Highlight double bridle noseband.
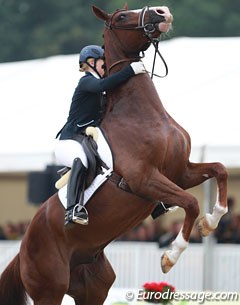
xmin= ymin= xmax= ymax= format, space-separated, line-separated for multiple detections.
xmin=105 ymin=6 xmax=168 ymax=78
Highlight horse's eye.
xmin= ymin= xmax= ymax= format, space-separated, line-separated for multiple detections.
xmin=118 ymin=14 xmax=126 ymax=21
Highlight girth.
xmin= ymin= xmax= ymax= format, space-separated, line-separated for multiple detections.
xmin=109 ymin=172 xmax=132 ymax=193
xmin=109 ymin=172 xmax=169 ymax=219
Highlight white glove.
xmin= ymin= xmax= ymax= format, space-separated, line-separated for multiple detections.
xmin=130 ymin=61 xmax=146 ymax=75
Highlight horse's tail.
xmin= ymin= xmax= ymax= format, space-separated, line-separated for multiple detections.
xmin=0 ymin=254 xmax=27 ymax=305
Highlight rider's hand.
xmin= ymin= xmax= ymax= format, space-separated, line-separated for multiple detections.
xmin=130 ymin=61 xmax=146 ymax=75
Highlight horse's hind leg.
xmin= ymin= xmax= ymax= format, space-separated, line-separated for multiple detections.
xmin=20 ymin=228 xmax=70 ymax=305
xmin=69 ymin=251 xmax=116 ymax=305
xmin=178 ymin=161 xmax=228 ymax=236
xmin=32 ymin=295 xmax=65 ymax=305
xmin=23 ymin=263 xmax=68 ymax=305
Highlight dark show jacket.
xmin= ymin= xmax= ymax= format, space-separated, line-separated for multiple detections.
xmin=58 ymin=66 xmax=135 ymax=140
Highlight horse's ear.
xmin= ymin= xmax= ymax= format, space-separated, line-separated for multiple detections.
xmin=92 ymin=6 xmax=109 ymax=22
xmin=123 ymin=3 xmax=129 ymax=10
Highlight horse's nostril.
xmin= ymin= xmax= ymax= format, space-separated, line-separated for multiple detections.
xmin=156 ymin=9 xmax=165 ymax=15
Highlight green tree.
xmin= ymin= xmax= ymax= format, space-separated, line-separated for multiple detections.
xmin=0 ymin=0 xmax=239 ymax=63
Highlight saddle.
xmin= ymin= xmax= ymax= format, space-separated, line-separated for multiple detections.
xmin=55 ymin=127 xmax=106 ymax=190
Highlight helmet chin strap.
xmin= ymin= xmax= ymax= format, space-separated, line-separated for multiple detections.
xmin=86 ymin=59 xmax=103 ymax=78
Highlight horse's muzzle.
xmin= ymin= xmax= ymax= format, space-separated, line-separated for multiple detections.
xmin=151 ymin=6 xmax=173 ymax=33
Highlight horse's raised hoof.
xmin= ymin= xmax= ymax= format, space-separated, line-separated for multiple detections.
xmin=161 ymin=252 xmax=174 ymax=274
xmin=198 ymin=216 xmax=214 ymax=237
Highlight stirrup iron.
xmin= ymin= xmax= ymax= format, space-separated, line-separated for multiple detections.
xmin=72 ymin=204 xmax=89 ymax=225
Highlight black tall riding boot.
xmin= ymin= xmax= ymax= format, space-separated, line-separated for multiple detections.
xmin=65 ymin=157 xmax=89 ymax=226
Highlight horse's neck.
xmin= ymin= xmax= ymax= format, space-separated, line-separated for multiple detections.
xmin=104 ymin=30 xmax=167 ymax=119
xmin=105 ymin=75 xmax=166 ymax=120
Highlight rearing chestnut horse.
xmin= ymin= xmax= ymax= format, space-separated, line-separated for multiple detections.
xmin=0 ymin=5 xmax=228 ymax=305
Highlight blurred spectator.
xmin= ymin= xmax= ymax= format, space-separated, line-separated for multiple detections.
xmin=214 ymin=213 xmax=240 ymax=243
xmin=214 ymin=196 xmax=238 ymax=243
xmin=118 ymin=220 xmax=166 ymax=242
xmin=2 ymin=222 xmax=19 ymax=240
xmin=0 ymin=225 xmax=7 ymax=240
xmin=118 ymin=225 xmax=141 ymax=241
xmin=0 ymin=220 xmax=30 ymax=240
xmin=16 ymin=221 xmax=30 ymax=238
xmin=135 ymin=224 xmax=149 ymax=241
xmin=144 ymin=221 xmax=165 ymax=242
xmin=190 ymin=223 xmax=202 ymax=243
xmin=158 ymin=220 xmax=183 ymax=248
xmin=231 ymin=214 xmax=240 ymax=243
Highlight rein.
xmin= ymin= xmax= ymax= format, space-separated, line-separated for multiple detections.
xmin=148 ymin=38 xmax=168 ymax=79
xmin=105 ymin=6 xmax=168 ymax=78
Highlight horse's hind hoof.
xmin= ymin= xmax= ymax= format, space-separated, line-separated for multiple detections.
xmin=161 ymin=253 xmax=174 ymax=274
xmin=198 ymin=216 xmax=214 ymax=237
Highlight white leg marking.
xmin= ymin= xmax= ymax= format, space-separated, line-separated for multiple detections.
xmin=205 ymin=201 xmax=228 ymax=230
xmin=165 ymin=228 xmax=188 ymax=264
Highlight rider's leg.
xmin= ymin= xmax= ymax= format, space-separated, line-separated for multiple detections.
xmin=54 ymin=139 xmax=88 ymax=168
xmin=66 ymin=157 xmax=89 ymax=225
xmin=54 ymin=139 xmax=89 ymax=225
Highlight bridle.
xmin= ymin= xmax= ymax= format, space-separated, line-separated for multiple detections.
xmin=105 ymin=6 xmax=168 ymax=78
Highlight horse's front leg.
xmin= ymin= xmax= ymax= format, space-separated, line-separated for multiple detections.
xmin=128 ymin=171 xmax=200 ymax=273
xmin=179 ymin=161 xmax=228 ymax=236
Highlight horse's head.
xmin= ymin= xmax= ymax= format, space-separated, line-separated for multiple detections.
xmin=92 ymin=4 xmax=173 ymax=72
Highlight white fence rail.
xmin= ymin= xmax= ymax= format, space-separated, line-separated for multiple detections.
xmin=1 ymin=241 xmax=240 ymax=291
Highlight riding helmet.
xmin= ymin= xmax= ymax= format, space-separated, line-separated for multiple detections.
xmin=79 ymin=45 xmax=104 ymax=64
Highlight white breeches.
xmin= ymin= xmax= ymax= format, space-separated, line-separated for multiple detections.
xmin=54 ymin=139 xmax=88 ymax=168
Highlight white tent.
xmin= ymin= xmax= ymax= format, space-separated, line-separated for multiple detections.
xmin=0 ymin=37 xmax=240 ymax=172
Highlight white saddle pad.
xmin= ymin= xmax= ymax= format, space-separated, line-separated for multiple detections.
xmin=58 ymin=127 xmax=113 ymax=209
